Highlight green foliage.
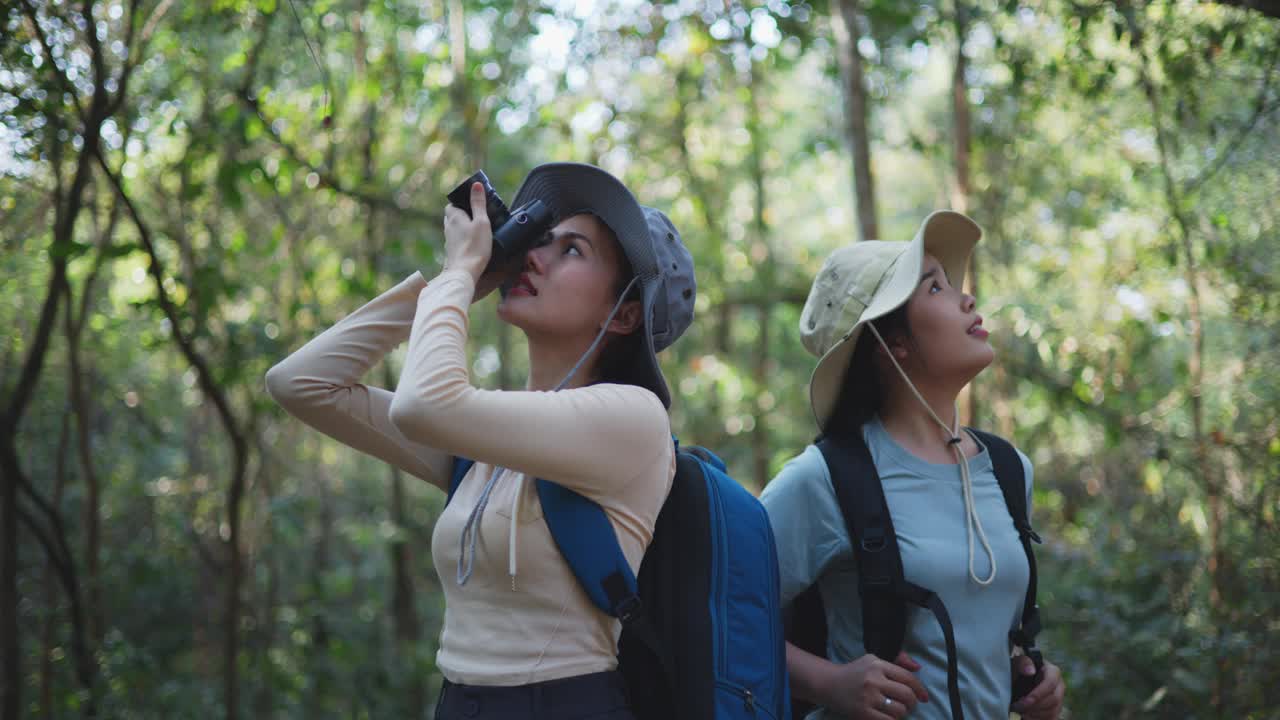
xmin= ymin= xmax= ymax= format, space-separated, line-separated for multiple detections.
xmin=3 ymin=0 xmax=1278 ymax=717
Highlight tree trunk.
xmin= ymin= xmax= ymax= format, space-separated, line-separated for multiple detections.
xmin=40 ymin=415 xmax=71 ymax=718
xmin=0 ymin=437 xmax=23 ymax=720
xmin=951 ymin=1 xmax=980 ymax=427
xmin=307 ymin=458 xmax=333 ymax=717
xmin=99 ymin=151 xmax=250 ymax=720
xmin=748 ymin=62 xmax=774 ymax=490
xmin=4 ymin=0 xmax=144 ymax=710
xmin=354 ymin=12 xmax=429 ymax=706
xmin=446 ymin=0 xmax=506 ymax=394
xmin=673 ymin=66 xmax=732 ymax=442
xmin=251 ymin=451 xmax=280 ymax=720
xmin=950 ymin=3 xmax=973 ymax=216
xmin=225 ymin=462 xmax=247 ymax=720
xmin=2 ymin=2 xmax=114 ymax=705
xmin=384 ymin=367 xmax=425 ymax=715
xmin=832 ymin=0 xmax=878 ymax=242
xmin=65 ymin=237 xmax=110 ymax=651
xmin=390 ymin=465 xmax=424 ymax=711
xmin=1122 ymin=4 xmax=1222 ymax=708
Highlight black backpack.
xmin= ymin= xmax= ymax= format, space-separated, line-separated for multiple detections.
xmin=783 ymin=428 xmax=1043 ymax=720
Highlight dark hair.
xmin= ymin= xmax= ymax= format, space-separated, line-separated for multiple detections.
xmin=821 ymin=304 xmax=913 ymax=440
xmin=574 ymin=213 xmax=647 ymax=389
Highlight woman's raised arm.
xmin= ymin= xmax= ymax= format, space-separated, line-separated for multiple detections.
xmin=266 ymin=272 xmax=452 ymax=491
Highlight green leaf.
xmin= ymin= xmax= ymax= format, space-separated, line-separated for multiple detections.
xmin=217 ymin=161 xmax=244 ymax=210
xmin=222 ymin=51 xmax=247 ymax=73
xmin=50 ymin=239 xmax=93 ymax=260
xmin=103 ymin=242 xmax=141 ymax=259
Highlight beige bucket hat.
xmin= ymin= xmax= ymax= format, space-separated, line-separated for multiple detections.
xmin=799 ymin=210 xmax=983 ymax=429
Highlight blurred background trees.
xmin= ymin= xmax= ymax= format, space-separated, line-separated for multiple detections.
xmin=2 ymin=0 xmax=1277 ymax=717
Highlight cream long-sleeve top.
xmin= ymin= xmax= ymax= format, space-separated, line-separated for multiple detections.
xmin=265 ymin=269 xmax=676 ymax=686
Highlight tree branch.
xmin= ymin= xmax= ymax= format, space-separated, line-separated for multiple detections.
xmin=13 ymin=473 xmax=95 ymax=697
xmin=19 ymin=0 xmax=87 ymax=125
xmin=15 ymin=476 xmax=76 ymax=576
xmin=236 ymin=92 xmax=441 ymax=224
xmin=81 ymin=0 xmax=107 ymax=101
xmin=1184 ymin=44 xmax=1280 ymax=197
xmin=14 ymin=500 xmax=69 ymax=583
xmin=97 ymin=146 xmax=253 ymax=720
xmin=140 ymin=0 xmax=175 ymax=42
xmin=1 ymin=260 xmax=67 ymax=432
xmin=94 ymin=149 xmax=247 ymax=456
xmin=102 ymin=0 xmax=143 ymax=120
xmin=187 ymin=521 xmax=226 ymax=575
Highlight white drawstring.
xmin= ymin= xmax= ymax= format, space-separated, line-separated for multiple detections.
xmin=508 ymin=474 xmax=523 ymax=589
xmin=866 ymin=323 xmax=997 ymax=586
xmin=458 ymin=276 xmax=642 ymax=591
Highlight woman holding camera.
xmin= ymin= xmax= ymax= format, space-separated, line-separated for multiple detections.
xmin=266 ymin=163 xmax=695 ymax=719
xmin=761 ymin=211 xmax=1065 ymax=720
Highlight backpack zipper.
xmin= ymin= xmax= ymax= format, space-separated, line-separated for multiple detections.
xmin=714 ymin=680 xmax=776 ymax=719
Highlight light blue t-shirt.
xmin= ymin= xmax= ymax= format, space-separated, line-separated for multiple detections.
xmin=761 ymin=418 xmax=1034 ymax=720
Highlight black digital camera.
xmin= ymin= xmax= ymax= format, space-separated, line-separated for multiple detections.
xmin=447 ymin=170 xmax=553 ymax=273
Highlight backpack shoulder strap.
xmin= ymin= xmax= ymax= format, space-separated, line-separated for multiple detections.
xmin=815 ymin=432 xmax=908 ymax=662
xmin=449 ymin=458 xmax=643 ymax=620
xmin=819 ymin=431 xmax=967 ymax=720
xmin=447 ymin=457 xmax=663 ymax=674
xmin=539 ymin=439 xmax=717 ymax=623
xmin=447 ymin=457 xmax=474 ymax=505
xmin=535 ymin=479 xmax=641 ymax=621
xmin=968 ymin=429 xmax=1043 ymax=649
xmin=969 ymin=430 xmax=1030 ymax=535
xmin=448 ymin=456 xmax=638 ymax=616
xmin=453 ymin=457 xmax=679 ymax=705
xmin=537 ymin=458 xmax=686 ymax=711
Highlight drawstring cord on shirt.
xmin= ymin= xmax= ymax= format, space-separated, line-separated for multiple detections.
xmin=456 ymin=466 xmax=504 ymax=586
xmin=457 ymin=276 xmax=642 ymax=591
xmin=866 ymin=323 xmax=997 ymax=586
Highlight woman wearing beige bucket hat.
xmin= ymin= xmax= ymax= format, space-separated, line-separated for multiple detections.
xmin=266 ymin=164 xmax=696 ymax=718
xmin=761 ymin=211 xmax=1065 ymax=720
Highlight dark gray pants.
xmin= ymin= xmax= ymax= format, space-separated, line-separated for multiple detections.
xmin=435 ymin=670 xmax=635 ymax=720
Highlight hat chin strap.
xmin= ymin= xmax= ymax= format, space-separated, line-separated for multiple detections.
xmin=866 ymin=323 xmax=997 ymax=587
xmin=551 ymin=274 xmax=640 ymax=393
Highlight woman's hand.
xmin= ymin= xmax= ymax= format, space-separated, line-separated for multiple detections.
xmin=443 ymin=182 xmax=510 ymax=302
xmin=1011 ymin=656 xmax=1065 ymax=720
xmin=442 ymin=181 xmax=494 ymax=282
xmin=816 ymin=651 xmax=929 ymax=719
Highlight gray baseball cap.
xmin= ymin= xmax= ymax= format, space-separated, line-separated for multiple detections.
xmin=511 ymin=162 xmax=696 ymax=407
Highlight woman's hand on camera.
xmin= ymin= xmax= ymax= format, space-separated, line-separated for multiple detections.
xmin=442 ymin=181 xmax=494 ymax=282
xmin=1011 ymin=656 xmax=1064 ymax=720
xmin=817 ymin=651 xmax=929 ymax=719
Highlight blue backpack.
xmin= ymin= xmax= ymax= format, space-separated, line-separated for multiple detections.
xmin=449 ymin=443 xmax=791 ymax=720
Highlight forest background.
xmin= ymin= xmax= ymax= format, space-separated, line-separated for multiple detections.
xmin=3 ymin=0 xmax=1279 ymax=717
